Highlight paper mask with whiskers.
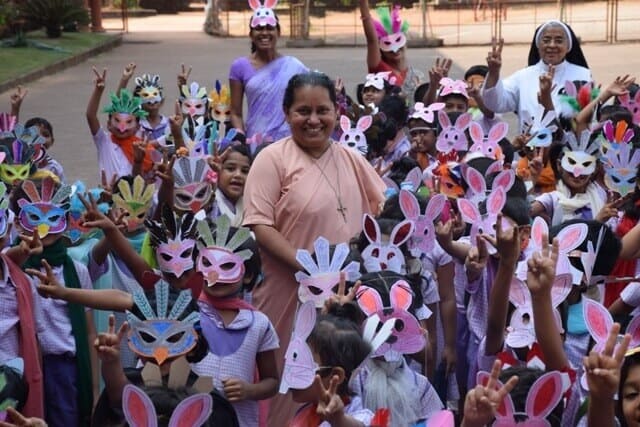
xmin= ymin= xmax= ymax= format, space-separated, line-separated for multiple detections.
xmin=294 ymin=236 xmax=361 ymax=307
xmin=361 ymin=214 xmax=414 ymax=274
xmin=112 ymin=175 xmax=156 ymax=233
xmin=18 ymin=177 xmax=71 ymax=238
xmin=173 ymin=157 xmax=214 ymax=213
xmin=145 ymin=206 xmax=198 ymax=278
xmin=249 ymin=0 xmax=278 ymax=28
xmin=561 ymin=130 xmax=599 ymax=177
xmin=196 ymin=215 xmax=253 ymax=287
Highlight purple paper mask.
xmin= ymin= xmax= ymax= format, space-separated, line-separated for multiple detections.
xmin=399 ymin=190 xmax=446 ymax=258
xmin=603 ymin=141 xmax=640 ymax=196
xmin=338 ymin=115 xmax=372 ymax=156
xmin=157 ymin=239 xmax=196 ymax=278
xmin=17 ymin=178 xmax=72 ymax=238
xmin=356 ymin=280 xmax=425 ymax=361
xmin=279 ymin=301 xmax=318 ymax=393
xmin=436 ymin=110 xmax=472 ymax=154
xmin=457 ymin=187 xmax=507 ymax=252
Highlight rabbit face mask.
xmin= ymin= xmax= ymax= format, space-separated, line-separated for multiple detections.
xmin=249 ymin=0 xmax=278 ymax=28
xmin=279 ymin=301 xmax=320 ymax=393
xmin=436 ymin=110 xmax=472 ymax=154
xmin=18 ymin=178 xmax=71 ymax=238
xmin=356 ymin=280 xmax=425 ymax=361
xmin=338 ymin=115 xmax=371 ymax=156
xmin=361 ymin=214 xmax=414 ymax=274
xmin=399 ymin=190 xmax=446 ymax=257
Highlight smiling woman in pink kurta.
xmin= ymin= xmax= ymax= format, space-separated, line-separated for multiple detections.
xmin=243 ymin=72 xmax=385 ymax=426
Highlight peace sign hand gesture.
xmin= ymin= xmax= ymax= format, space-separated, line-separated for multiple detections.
xmin=95 ymin=314 xmax=129 ymax=364
xmin=26 ymin=259 xmax=66 ymax=300
xmin=92 ymin=67 xmax=107 ymax=90
xmin=0 ymin=408 xmax=47 ymax=427
xmin=177 ymin=63 xmax=192 ymax=88
xmin=486 ymin=37 xmax=504 ymax=75
xmin=314 ymin=375 xmax=346 ymax=424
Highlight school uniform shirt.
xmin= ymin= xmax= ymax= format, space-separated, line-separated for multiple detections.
xmin=92 ymin=128 xmax=133 ymax=180
xmin=138 ymin=116 xmax=170 ymax=146
xmin=32 ymin=261 xmax=92 ymax=356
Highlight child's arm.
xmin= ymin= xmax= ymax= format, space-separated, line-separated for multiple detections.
xmin=575 ymin=75 xmax=635 ymax=134
xmin=86 ymin=67 xmax=107 ymax=136
xmin=154 ymin=155 xmax=176 ymax=216
xmin=9 ymin=86 xmax=27 ymax=121
xmin=95 ymin=314 xmax=130 ymax=408
xmin=86 ymin=310 xmax=100 ymax=403
xmin=423 ymin=57 xmax=452 ymax=105
xmin=527 ymin=238 xmax=569 ymax=371
xmin=437 ymin=261 xmax=457 ymax=376
xmin=223 ymin=349 xmax=278 ymax=402
xmin=436 ymin=218 xmax=471 ymax=262
xmin=5 ymin=232 xmax=42 ymax=267
xmin=584 ymin=323 xmax=630 ymax=427
xmin=168 ymin=101 xmax=185 ymax=149
xmin=0 ymin=407 xmax=47 ymax=427
xmin=131 ymin=139 xmax=147 ymax=178
xmin=27 ymin=260 xmax=133 ymax=311
xmin=468 ymin=83 xmax=495 ymax=119
xmin=485 ymin=217 xmax=519 ymax=355
xmin=116 ymin=63 xmax=136 ymax=94
xmin=358 ymin=0 xmax=381 ymax=71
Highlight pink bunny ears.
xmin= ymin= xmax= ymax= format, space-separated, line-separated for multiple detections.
xmin=410 ymin=102 xmax=445 ymax=124
xmin=439 ymin=78 xmax=469 ymax=98
xmin=619 ymin=90 xmax=640 ymax=125
xmin=477 ymin=370 xmax=565 ymax=427
xmin=248 ymin=0 xmax=278 ymax=28
xmin=364 ymin=71 xmax=396 ymax=89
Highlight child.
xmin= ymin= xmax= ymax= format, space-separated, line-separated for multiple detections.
xmin=406 ymin=101 xmax=444 ymax=173
xmin=373 ymin=95 xmax=410 ymax=169
xmin=15 ymin=177 xmax=98 ymax=427
xmin=23 ymin=117 xmax=65 ymax=183
xmin=357 ymin=72 xmax=397 ymax=108
xmin=86 ymin=67 xmax=155 ymax=180
xmin=439 ymin=78 xmax=469 ymax=114
xmin=191 ymin=216 xmax=279 ymax=427
xmin=210 ymin=144 xmax=252 ymax=227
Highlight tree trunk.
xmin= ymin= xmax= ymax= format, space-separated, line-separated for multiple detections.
xmin=204 ymin=0 xmax=225 ymax=35
xmin=301 ymin=0 xmax=310 ymax=39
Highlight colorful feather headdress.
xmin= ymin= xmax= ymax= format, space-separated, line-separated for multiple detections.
xmin=558 ymin=80 xmax=600 ymax=119
xmin=373 ymin=5 xmax=409 ymax=53
xmin=103 ymin=89 xmax=148 ymax=119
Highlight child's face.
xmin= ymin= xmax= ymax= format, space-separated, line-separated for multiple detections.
xmin=108 ymin=113 xmax=139 ymax=139
xmin=362 ymin=86 xmax=385 ymax=107
xmin=465 ymin=74 xmax=485 ymax=108
xmin=559 ymin=165 xmax=593 ymax=194
xmin=381 ymin=46 xmax=406 ymax=65
xmin=202 ymin=278 xmax=243 ymax=299
xmin=36 ymin=124 xmax=54 ymax=150
xmin=408 ymin=121 xmax=436 ymax=154
xmin=443 ymin=95 xmax=468 ymax=113
xmin=622 ymin=364 xmax=640 ymax=427
xmin=218 ymin=151 xmax=250 ymax=203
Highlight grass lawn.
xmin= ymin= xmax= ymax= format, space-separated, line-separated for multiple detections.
xmin=0 ymin=30 xmax=118 ymax=85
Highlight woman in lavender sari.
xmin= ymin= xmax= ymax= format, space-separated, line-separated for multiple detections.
xmin=229 ymin=10 xmax=307 ymax=141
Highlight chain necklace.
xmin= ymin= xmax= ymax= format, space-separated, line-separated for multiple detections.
xmin=310 ymin=144 xmax=347 ymax=223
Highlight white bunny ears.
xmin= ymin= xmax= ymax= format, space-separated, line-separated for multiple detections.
xmin=361 ymin=213 xmax=414 ymax=274
xmin=248 ymin=0 xmax=278 ymax=28
xmin=467 ymin=121 xmax=508 ymax=161
xmin=399 ymin=190 xmax=446 ymax=257
xmin=339 ymin=115 xmax=372 ymax=156
xmin=522 ymin=105 xmax=558 ymax=148
xmin=294 ymin=236 xmax=361 ymax=307
xmin=463 ymin=163 xmax=515 ymax=205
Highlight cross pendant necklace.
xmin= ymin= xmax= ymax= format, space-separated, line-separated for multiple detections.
xmin=337 ymin=197 xmax=347 ymax=222
xmin=310 ymin=144 xmax=347 ymax=223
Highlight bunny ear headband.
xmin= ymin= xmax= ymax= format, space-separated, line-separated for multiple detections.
xmin=361 ymin=213 xmax=415 ymax=274
xmin=127 ymin=280 xmax=200 ymax=365
xmin=172 ymin=157 xmax=215 ymax=213
xmin=523 ymin=104 xmax=558 ymax=148
xmin=561 ymin=129 xmax=600 ymax=177
xmin=196 ymin=215 xmax=253 ymax=287
xmin=113 ymin=175 xmax=156 ymax=233
xmin=134 ymin=74 xmax=164 ymax=105
xmin=294 ymin=236 xmax=361 ymax=307
xmin=410 ymin=102 xmax=445 ymax=125
xmin=364 ymin=71 xmax=396 ymax=89
xmin=17 ymin=177 xmax=72 ymax=238
xmin=65 ymin=181 xmax=107 ymax=244
xmin=476 ymin=370 xmax=565 ymax=427
xmin=145 ymin=205 xmax=198 ymax=278
xmin=439 ymin=78 xmax=469 ymax=98
xmin=279 ymin=300 xmax=395 ymax=393
xmin=356 ymin=280 xmax=426 ymax=361
xmin=248 ymin=0 xmax=278 ymax=28
xmin=103 ymin=88 xmax=148 ymax=119
xmin=373 ymin=5 xmax=409 ymax=53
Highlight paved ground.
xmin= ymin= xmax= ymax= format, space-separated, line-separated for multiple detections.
xmin=3 ymin=10 xmax=640 ymax=184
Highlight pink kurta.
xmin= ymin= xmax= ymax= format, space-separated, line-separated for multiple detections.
xmin=243 ymin=138 xmax=385 ymax=426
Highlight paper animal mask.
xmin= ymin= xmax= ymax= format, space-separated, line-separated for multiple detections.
xmin=410 ymin=102 xmax=445 ymax=124
xmin=603 ymin=139 xmax=640 ymax=196
xmin=373 ymin=5 xmax=409 ymax=53
xmin=583 ymin=299 xmax=640 ymax=353
xmin=467 ymin=121 xmax=507 ymax=160
xmin=279 ymin=301 xmax=318 ymax=393
xmin=382 ymin=166 xmax=423 ymax=197
xmin=0 ymin=124 xmax=42 ymax=185
xmin=618 ymin=90 xmax=640 ymax=125
xmin=457 ymin=187 xmax=507 ymax=248
xmin=463 ymin=164 xmax=515 ymax=205
xmin=432 ymin=152 xmax=465 ymax=199
xmin=103 ymin=89 xmax=148 ymax=119
xmin=599 ymin=119 xmax=635 ymax=155
xmin=208 ymin=80 xmax=231 ymax=124
xmin=530 ymin=217 xmax=588 ymax=280
xmin=439 ymin=78 xmax=469 ymax=98
xmin=173 ymin=157 xmax=215 ymax=213
xmin=523 ymin=105 xmax=558 ymax=148
xmin=134 ymin=74 xmax=164 ymax=105
xmin=249 ymin=0 xmax=278 ymax=28
xmin=338 ymin=115 xmax=371 ymax=155
xmin=436 ymin=110 xmax=471 ymax=154
xmin=18 ymin=177 xmax=71 ymax=238
xmin=123 ymin=383 xmax=212 ymax=427
xmin=179 ymin=83 xmax=208 ymax=119
xmin=196 ymin=215 xmax=253 ymax=287
xmin=361 ymin=214 xmax=414 ymax=274
xmin=0 ymin=114 xmax=16 ymax=138
xmin=127 ymin=280 xmax=200 ymax=365
xmin=65 ymin=182 xmax=107 ymax=244
xmin=399 ymin=190 xmax=446 ymax=257
xmin=364 ymin=72 xmax=395 ymax=89
xmin=0 ymin=182 xmax=9 ymax=238
xmin=356 ymin=280 xmax=425 ymax=361
xmin=561 ymin=130 xmax=599 ymax=177
xmin=112 ymin=175 xmax=156 ymax=233
xmin=295 ymin=236 xmax=361 ymax=307
xmin=558 ymin=80 xmax=599 ymax=119
xmin=145 ymin=206 xmax=198 ymax=278
xmin=477 ymin=370 xmax=565 ymax=427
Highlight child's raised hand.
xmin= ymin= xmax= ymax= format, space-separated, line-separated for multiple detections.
xmin=95 ymin=314 xmax=128 ymax=364
xmin=0 ymin=407 xmax=48 ymax=427
xmin=27 ymin=260 xmax=66 ymax=300
xmin=155 ymin=152 xmax=176 ymax=184
xmin=17 ymin=232 xmax=42 ymax=258
xmin=495 ymin=214 xmax=520 ymax=265
xmin=92 ymin=66 xmax=107 ymax=89
xmin=133 ymin=138 xmax=148 ymax=165
xmin=465 ymin=236 xmax=489 ymax=281
xmin=9 ymin=86 xmax=28 ymax=112
xmin=373 ymin=157 xmax=392 ymax=177
xmin=222 ymin=378 xmax=252 ymax=402
xmin=334 ymin=76 xmax=344 ymax=94
xmin=526 ymin=236 xmax=559 ymax=296
xmin=428 ymin=57 xmax=452 ymax=85
xmin=584 ymin=322 xmax=630 ymax=400
xmin=603 ymin=74 xmax=636 ymax=100
xmin=461 ymin=359 xmax=518 ymax=427
xmin=177 ymin=63 xmax=192 ymax=87
xmin=596 ymin=198 xmax=620 ymax=223
xmin=79 ymin=192 xmax=115 ymax=231
xmin=107 ymin=206 xmax=128 ymax=234
xmin=486 ymin=37 xmax=504 ymax=75
xmin=168 ymin=100 xmax=184 ymax=132
xmin=323 ymin=274 xmax=361 ymax=313
xmin=99 ymin=170 xmax=118 ymax=204
xmin=121 ymin=62 xmax=136 ymax=82
xmin=315 ymin=374 xmax=346 ymax=424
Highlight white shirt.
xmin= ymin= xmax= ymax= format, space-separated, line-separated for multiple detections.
xmin=482 ymin=60 xmax=591 ymax=131
xmin=93 ymin=128 xmax=133 ymax=180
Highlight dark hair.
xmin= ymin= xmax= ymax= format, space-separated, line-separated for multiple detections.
xmin=464 ymin=65 xmax=489 ymax=81
xmin=248 ymin=16 xmax=281 ymax=53
xmin=366 ymin=95 xmax=409 ymax=158
xmin=550 ymin=219 xmax=621 ymax=277
xmin=618 ymin=352 xmax=640 ymax=427
xmin=0 ymin=364 xmax=27 ymax=412
xmin=620 ymin=163 xmax=640 ymax=220
xmin=378 ymin=95 xmax=409 ymax=128
xmin=356 ymin=80 xmax=399 ymax=106
xmin=499 ymin=138 xmax=515 ymax=165
xmin=502 ymin=196 xmax=531 ymax=227
xmin=357 ymin=270 xmax=424 ymax=313
xmin=283 ymin=72 xmax=337 ymax=112
xmin=308 ymin=311 xmax=372 ymax=396
xmin=24 ymin=117 xmax=54 ymax=137
xmin=227 ymin=143 xmax=254 ymax=165
xmin=440 ymin=93 xmax=469 ymax=108
xmin=387 ymin=157 xmax=421 ymax=188
xmin=500 ymin=367 xmax=563 ymax=427
xmin=413 ymin=82 xmax=430 ymax=104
